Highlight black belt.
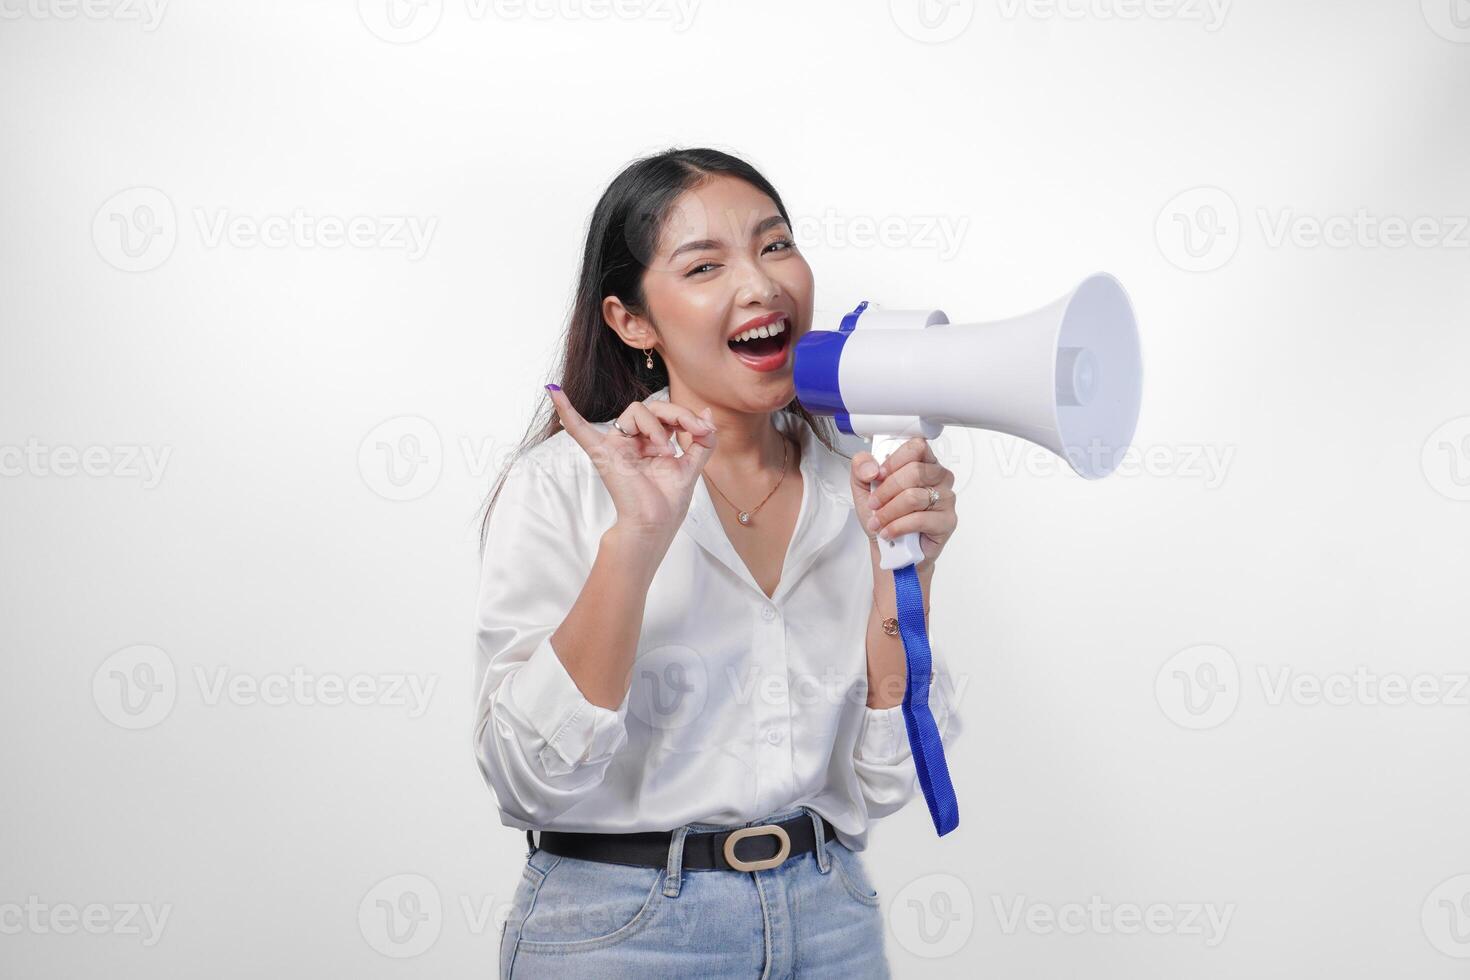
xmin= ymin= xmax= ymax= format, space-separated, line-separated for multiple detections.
xmin=531 ymin=812 xmax=836 ymax=873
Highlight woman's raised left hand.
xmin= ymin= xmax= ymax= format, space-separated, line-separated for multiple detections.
xmin=848 ymin=436 xmax=958 ymax=570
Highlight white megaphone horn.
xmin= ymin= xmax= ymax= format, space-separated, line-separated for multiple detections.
xmin=792 ymin=272 xmax=1143 ymax=571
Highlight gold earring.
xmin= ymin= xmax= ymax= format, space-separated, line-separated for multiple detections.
xmin=644 ymin=348 xmax=654 ymax=369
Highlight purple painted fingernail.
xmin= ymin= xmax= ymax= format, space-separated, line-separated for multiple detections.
xmin=545 ymin=383 xmax=560 ymax=391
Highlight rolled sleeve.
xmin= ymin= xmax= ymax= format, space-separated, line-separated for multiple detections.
xmin=853 ymin=645 xmax=963 ymax=817
xmin=854 ymin=702 xmax=909 ymax=766
xmin=472 ymin=444 xmax=629 ymax=826
xmin=504 ymin=632 xmax=630 ymax=778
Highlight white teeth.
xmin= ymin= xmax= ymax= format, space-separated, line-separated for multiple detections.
xmin=730 ymin=318 xmax=787 ymax=344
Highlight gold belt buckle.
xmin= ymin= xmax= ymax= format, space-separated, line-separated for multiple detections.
xmin=722 ymin=824 xmax=792 ymax=872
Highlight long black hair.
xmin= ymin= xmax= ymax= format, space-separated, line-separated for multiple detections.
xmin=476 ymin=146 xmax=848 ymax=554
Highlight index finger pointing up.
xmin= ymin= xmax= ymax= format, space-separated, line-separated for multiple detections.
xmin=543 ymin=384 xmax=602 ymax=454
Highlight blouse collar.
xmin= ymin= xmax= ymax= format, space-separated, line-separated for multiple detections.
xmin=642 ymin=385 xmax=857 ymax=603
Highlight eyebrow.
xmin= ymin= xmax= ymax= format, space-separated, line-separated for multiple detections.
xmin=668 ymin=214 xmax=791 ymax=260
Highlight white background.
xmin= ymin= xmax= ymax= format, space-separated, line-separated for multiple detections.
xmin=3 ymin=1 xmax=1469 ymax=977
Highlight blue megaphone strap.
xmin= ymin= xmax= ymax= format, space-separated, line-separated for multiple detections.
xmin=892 ymin=562 xmax=960 ymax=836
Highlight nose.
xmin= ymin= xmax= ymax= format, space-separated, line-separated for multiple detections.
xmin=733 ymin=255 xmax=780 ymax=305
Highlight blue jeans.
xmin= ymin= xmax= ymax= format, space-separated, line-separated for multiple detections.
xmin=499 ymin=806 xmax=890 ymax=978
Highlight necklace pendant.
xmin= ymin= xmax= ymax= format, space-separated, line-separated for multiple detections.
xmin=737 ymin=511 xmax=752 ymax=526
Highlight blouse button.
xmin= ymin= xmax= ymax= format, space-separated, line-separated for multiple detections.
xmin=764 ymin=728 xmax=784 ymax=745
xmin=761 ymin=604 xmax=776 ymax=621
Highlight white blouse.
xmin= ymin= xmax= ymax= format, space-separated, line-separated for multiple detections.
xmin=472 ymin=385 xmax=961 ymax=851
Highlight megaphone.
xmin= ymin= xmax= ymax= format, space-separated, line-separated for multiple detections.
xmin=794 ymin=272 xmax=1143 ymax=571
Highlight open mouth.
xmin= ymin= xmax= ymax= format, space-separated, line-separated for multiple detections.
xmin=727 ymin=316 xmax=792 ymax=369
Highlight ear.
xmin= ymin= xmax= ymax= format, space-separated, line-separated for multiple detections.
xmin=602 ymin=295 xmax=657 ymax=351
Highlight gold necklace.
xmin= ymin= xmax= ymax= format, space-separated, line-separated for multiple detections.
xmin=702 ymin=437 xmax=791 ymax=527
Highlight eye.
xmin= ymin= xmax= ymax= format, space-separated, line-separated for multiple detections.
xmin=685 ymin=238 xmax=794 ymax=278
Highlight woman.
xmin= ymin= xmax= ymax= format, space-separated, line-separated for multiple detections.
xmin=474 ymin=147 xmax=963 ymax=978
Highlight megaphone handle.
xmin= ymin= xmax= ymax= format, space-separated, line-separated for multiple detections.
xmin=870 ymin=433 xmax=927 ymax=571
